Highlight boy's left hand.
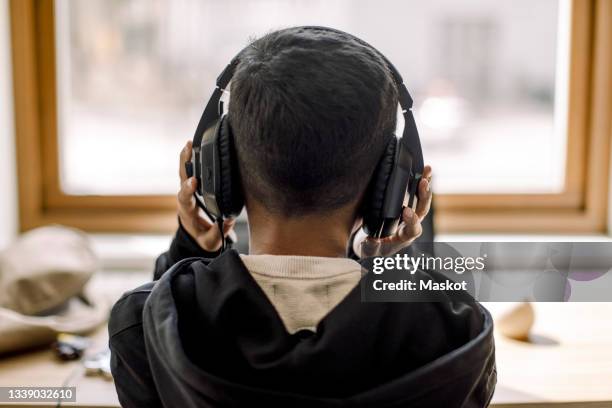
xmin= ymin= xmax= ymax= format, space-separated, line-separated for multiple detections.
xmin=355 ymin=165 xmax=433 ymax=257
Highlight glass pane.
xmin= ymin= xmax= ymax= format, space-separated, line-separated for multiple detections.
xmin=55 ymin=0 xmax=566 ymax=195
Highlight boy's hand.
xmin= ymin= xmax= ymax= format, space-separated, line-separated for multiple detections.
xmin=178 ymin=141 xmax=236 ymax=252
xmin=356 ymin=165 xmax=433 ymax=257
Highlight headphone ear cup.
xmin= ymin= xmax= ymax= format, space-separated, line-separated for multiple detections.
xmin=363 ymin=137 xmax=397 ymax=235
xmin=216 ymin=116 xmax=244 ymax=218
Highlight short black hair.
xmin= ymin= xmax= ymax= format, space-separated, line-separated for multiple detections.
xmin=229 ymin=27 xmax=398 ymax=216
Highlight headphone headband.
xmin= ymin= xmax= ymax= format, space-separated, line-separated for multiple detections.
xmin=193 ymin=27 xmax=422 ymax=174
xmin=190 ymin=26 xmax=425 ymax=241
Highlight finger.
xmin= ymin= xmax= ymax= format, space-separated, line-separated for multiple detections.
xmin=197 ymin=218 xmax=237 ymax=244
xmin=227 ymin=229 xmax=238 ymax=243
xmin=415 ymin=178 xmax=432 ymax=221
xmin=199 ymin=225 xmax=224 ymax=252
xmin=223 ymin=219 xmax=238 ymax=243
xmin=178 ymin=177 xmax=196 ymax=208
xmin=179 ymin=141 xmax=193 ymax=183
xmin=422 ymin=165 xmax=432 ymax=182
xmin=397 ymin=207 xmax=422 ymax=243
xmin=193 ymin=207 xmax=215 ymax=228
xmin=222 ymin=218 xmax=236 ymax=235
xmin=360 ymin=236 xmax=382 ymax=257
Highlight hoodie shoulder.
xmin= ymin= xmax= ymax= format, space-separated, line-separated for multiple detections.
xmin=110 ymin=257 xmax=211 ymax=338
xmin=108 ymin=281 xmax=165 ymax=408
xmin=109 ymin=282 xmax=156 ymax=338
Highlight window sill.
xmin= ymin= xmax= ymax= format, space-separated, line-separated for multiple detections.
xmin=90 ymin=233 xmax=612 ymax=271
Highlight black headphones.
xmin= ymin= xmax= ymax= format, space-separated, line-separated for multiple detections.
xmin=186 ymin=26 xmax=424 ymax=249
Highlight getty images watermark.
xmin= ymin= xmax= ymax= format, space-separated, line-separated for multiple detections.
xmin=371 ymin=252 xmax=487 ymax=292
xmin=360 ymin=242 xmax=612 ymax=302
xmin=372 ymin=252 xmax=487 ymax=274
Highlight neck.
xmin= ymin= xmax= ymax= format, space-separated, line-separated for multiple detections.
xmin=247 ymin=207 xmax=355 ymax=258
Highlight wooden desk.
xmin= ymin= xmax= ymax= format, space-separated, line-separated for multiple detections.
xmin=0 ymin=271 xmax=148 ymax=408
xmin=1 ymin=273 xmax=611 ymax=407
xmin=491 ymin=302 xmax=612 ymax=408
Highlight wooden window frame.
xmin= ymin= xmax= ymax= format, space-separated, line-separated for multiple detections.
xmin=9 ymin=0 xmax=612 ymax=234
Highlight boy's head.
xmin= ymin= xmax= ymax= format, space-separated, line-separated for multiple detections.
xmin=229 ymin=27 xmax=398 ymax=217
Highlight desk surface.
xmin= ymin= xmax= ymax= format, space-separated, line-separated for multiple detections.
xmin=1 ymin=273 xmax=611 ymax=408
xmin=492 ymin=302 xmax=612 ymax=408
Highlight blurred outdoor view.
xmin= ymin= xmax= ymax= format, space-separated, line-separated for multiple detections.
xmin=55 ymin=0 xmax=567 ymax=195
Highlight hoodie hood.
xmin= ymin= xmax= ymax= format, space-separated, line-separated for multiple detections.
xmin=143 ymin=250 xmax=496 ymax=407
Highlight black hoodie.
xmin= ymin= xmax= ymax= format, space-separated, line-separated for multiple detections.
xmin=109 ymin=226 xmax=496 ymax=407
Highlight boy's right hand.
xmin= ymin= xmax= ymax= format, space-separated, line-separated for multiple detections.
xmin=178 ymin=141 xmax=236 ymax=252
xmin=355 ymin=165 xmax=433 ymax=258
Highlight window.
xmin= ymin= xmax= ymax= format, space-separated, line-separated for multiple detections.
xmin=10 ymin=0 xmax=612 ymax=233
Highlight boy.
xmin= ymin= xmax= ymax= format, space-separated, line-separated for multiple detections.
xmin=109 ymin=27 xmax=495 ymax=407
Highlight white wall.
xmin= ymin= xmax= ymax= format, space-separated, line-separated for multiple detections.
xmin=0 ymin=0 xmax=18 ymax=249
